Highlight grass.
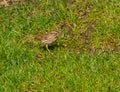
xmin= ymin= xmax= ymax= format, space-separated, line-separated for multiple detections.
xmin=0 ymin=0 xmax=120 ymax=91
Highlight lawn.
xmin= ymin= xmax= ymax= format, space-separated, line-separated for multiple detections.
xmin=0 ymin=0 xmax=120 ymax=91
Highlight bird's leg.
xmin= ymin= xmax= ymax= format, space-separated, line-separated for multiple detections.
xmin=46 ymin=44 xmax=50 ymax=53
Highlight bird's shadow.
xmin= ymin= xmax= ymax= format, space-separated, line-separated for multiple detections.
xmin=40 ymin=44 xmax=61 ymax=51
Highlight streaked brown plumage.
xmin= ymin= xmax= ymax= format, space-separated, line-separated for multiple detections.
xmin=35 ymin=30 xmax=61 ymax=52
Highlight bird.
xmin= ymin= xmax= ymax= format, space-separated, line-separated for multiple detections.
xmin=35 ymin=30 xmax=61 ymax=52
